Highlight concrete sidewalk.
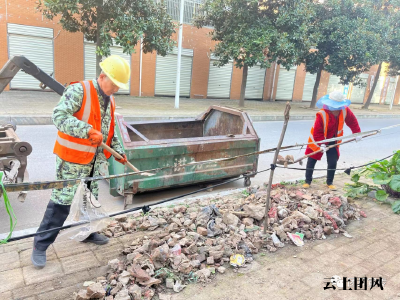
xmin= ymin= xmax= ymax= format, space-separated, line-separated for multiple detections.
xmin=2 ymin=90 xmax=400 ymax=125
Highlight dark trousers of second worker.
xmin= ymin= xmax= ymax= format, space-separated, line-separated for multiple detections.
xmin=305 ymin=146 xmax=338 ymax=185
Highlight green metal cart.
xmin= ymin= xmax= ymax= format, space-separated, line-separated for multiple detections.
xmin=108 ymin=106 xmax=260 ymax=207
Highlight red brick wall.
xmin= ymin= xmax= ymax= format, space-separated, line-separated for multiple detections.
xmin=293 ymin=64 xmax=306 ymax=102
xmin=136 ymin=23 xmax=215 ymax=98
xmin=1 ymin=0 xmax=84 ymax=88
xmin=54 ymin=30 xmax=84 ymax=85
xmin=140 ymin=51 xmax=157 ymax=97
xmin=181 ymin=25 xmax=214 ymax=99
xmin=130 ymin=44 xmax=141 ymax=96
xmin=317 ymin=71 xmax=330 ymax=100
xmin=230 ymin=65 xmax=243 ymax=100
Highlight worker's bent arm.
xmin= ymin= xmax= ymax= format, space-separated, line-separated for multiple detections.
xmin=52 ymin=84 xmax=92 ymax=139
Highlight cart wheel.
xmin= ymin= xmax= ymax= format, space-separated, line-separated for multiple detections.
xmin=244 ymin=177 xmax=251 ymax=187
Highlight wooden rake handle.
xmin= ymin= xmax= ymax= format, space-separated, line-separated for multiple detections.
xmin=100 ymin=143 xmax=154 ymax=176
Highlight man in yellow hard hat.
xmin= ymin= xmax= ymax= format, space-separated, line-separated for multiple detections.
xmin=31 ymin=55 xmax=130 ymax=268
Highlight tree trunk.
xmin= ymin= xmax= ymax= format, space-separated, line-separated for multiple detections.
xmin=239 ymin=64 xmax=248 ymax=107
xmin=95 ymin=4 xmax=103 ymax=77
xmin=310 ymin=64 xmax=324 ymax=108
xmin=362 ymin=62 xmax=382 ymax=110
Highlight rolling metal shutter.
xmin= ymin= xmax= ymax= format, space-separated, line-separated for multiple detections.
xmin=207 ymin=59 xmax=233 ymax=98
xmin=154 ymin=48 xmax=193 ymax=97
xmin=327 ymin=75 xmax=343 ymax=94
xmin=84 ymin=41 xmax=131 ymax=94
xmin=7 ymin=24 xmax=54 ymax=90
xmin=385 ymin=77 xmax=397 ymax=105
xmin=302 ymin=72 xmax=317 ymax=102
xmin=371 ymin=77 xmax=385 ymax=104
xmin=245 ymin=66 xmax=266 ymax=100
xmin=350 ymin=74 xmax=368 ymax=104
xmin=275 ymin=66 xmax=296 ymax=101
xmin=84 ymin=43 xmax=97 ymax=82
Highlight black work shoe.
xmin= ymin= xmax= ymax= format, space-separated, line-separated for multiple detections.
xmin=31 ymin=247 xmax=46 ymax=268
xmin=81 ymin=232 xmax=109 ymax=245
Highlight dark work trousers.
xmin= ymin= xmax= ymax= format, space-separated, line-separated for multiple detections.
xmin=34 ymin=163 xmax=96 ymax=251
xmin=34 ymin=201 xmax=71 ymax=251
xmin=305 ymin=144 xmax=338 ymax=185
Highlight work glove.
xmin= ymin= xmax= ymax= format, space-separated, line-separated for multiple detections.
xmin=87 ymin=128 xmax=103 ymax=146
xmin=115 ymin=154 xmax=128 ymax=165
xmin=320 ymin=144 xmax=327 ymax=153
xmin=355 ymin=136 xmax=362 ymax=143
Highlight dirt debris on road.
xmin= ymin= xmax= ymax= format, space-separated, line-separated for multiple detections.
xmin=73 ymin=182 xmax=367 ymax=300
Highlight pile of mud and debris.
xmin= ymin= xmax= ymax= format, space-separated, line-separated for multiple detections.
xmin=74 ymin=184 xmax=367 ymax=300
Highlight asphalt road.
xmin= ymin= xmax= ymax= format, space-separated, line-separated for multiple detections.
xmin=1 ymin=118 xmax=400 ymax=235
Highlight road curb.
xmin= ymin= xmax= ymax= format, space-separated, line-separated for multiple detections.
xmin=1 ymin=113 xmax=400 ymax=125
xmin=250 ymin=114 xmax=400 ymax=122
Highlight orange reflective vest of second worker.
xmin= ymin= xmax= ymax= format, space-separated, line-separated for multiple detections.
xmin=53 ymin=80 xmax=115 ymax=165
xmin=308 ymin=108 xmax=347 ymax=153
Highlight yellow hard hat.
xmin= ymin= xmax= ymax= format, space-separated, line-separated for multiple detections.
xmin=99 ymin=55 xmax=130 ymax=90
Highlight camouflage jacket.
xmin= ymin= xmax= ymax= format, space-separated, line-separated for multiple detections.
xmin=50 ymin=79 xmax=125 ymax=205
xmin=52 ymin=79 xmax=124 ymax=162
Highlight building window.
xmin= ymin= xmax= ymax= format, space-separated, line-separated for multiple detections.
xmin=156 ymin=0 xmax=204 ymax=24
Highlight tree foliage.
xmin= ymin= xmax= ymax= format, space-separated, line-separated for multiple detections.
xmin=39 ymin=0 xmax=176 ymax=76
xmin=298 ymin=0 xmax=387 ymax=108
xmin=362 ymin=0 xmax=400 ymax=109
xmin=194 ymin=0 xmax=317 ymax=106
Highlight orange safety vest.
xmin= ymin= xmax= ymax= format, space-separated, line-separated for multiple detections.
xmin=53 ymin=80 xmax=115 ymax=165
xmin=308 ymin=108 xmax=347 ymax=152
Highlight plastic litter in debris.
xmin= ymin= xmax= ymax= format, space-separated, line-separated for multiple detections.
xmin=83 ymin=281 xmax=96 ymax=287
xmin=230 ymin=254 xmax=245 ymax=267
xmin=171 ymin=244 xmax=182 ymax=256
xmin=268 ymin=207 xmax=278 ymax=219
xmin=342 ymin=232 xmax=353 ymax=238
xmin=173 ymin=280 xmax=186 ymax=293
xmin=239 ymin=241 xmax=253 ymax=259
xmin=244 ymin=225 xmax=260 ymax=233
xmin=61 ymin=181 xmax=109 ymax=241
xmin=287 ymin=232 xmax=304 ymax=247
xmin=295 ymin=232 xmax=304 ymax=240
xmin=271 ymin=232 xmax=285 ymax=248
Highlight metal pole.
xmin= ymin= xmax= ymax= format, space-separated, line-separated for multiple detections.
xmin=390 ymin=76 xmax=399 ymax=110
xmin=139 ymin=37 xmax=143 ymax=97
xmin=263 ymin=102 xmax=291 ymax=234
xmin=174 ymin=0 xmax=185 ymax=109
